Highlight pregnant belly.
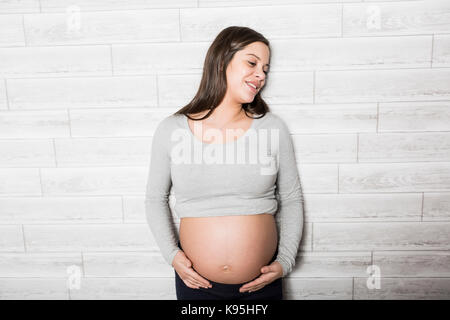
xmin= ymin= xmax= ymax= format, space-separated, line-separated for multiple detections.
xmin=179 ymin=214 xmax=278 ymax=284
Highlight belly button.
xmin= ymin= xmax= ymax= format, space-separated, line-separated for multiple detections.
xmin=222 ymin=265 xmax=231 ymax=272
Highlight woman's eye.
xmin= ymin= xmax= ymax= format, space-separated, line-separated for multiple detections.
xmin=248 ymin=61 xmax=268 ymax=75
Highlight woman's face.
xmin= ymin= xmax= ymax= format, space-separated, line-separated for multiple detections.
xmin=225 ymin=41 xmax=270 ymax=104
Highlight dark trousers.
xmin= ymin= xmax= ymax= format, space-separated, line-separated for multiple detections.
xmin=175 ymin=240 xmax=283 ymax=300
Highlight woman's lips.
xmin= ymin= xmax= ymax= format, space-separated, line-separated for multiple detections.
xmin=245 ymin=82 xmax=257 ymax=93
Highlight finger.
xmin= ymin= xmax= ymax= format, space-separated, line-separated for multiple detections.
xmin=241 ymin=285 xmax=256 ymax=292
xmin=252 ymin=283 xmax=267 ymax=291
xmin=246 ymin=283 xmax=266 ymax=292
xmin=188 ymin=269 xmax=212 ymax=287
xmin=180 ymin=274 xmax=201 ymax=289
xmin=182 ymin=272 xmax=209 ymax=289
xmin=183 ymin=280 xmax=199 ymax=289
xmin=190 ymin=280 xmax=203 ymax=289
xmin=261 ymin=266 xmax=272 ymax=273
xmin=188 ymin=279 xmax=205 ymax=289
xmin=241 ymin=279 xmax=261 ymax=290
xmin=242 ymin=281 xmax=266 ymax=291
xmin=189 ymin=277 xmax=209 ymax=288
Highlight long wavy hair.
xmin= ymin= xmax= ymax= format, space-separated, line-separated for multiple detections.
xmin=173 ymin=26 xmax=271 ymax=121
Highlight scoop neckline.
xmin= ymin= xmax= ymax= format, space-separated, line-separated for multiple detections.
xmin=183 ymin=113 xmax=258 ymax=146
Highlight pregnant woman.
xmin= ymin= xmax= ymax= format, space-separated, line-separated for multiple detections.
xmin=145 ymin=26 xmax=304 ymax=300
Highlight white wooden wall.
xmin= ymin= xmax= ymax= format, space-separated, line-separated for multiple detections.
xmin=0 ymin=0 xmax=449 ymax=300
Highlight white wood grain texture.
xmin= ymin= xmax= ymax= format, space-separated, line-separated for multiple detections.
xmin=359 ymin=132 xmax=450 ymax=162
xmin=24 ymin=9 xmax=180 ymax=45
xmin=433 ymin=34 xmax=450 ymax=67
xmin=0 ymin=15 xmax=24 ymax=47
xmin=304 ymin=193 xmax=422 ymax=222
xmin=0 ymin=168 xmax=41 ymax=196
xmin=0 ymin=252 xmax=82 ymax=277
xmin=373 ymin=251 xmax=450 ymax=277
xmin=24 ymin=224 xmax=156 ymax=252
xmin=270 ymin=104 xmax=377 ymax=134
xmin=314 ymin=221 xmax=450 ymax=251
xmin=0 ymin=196 xmax=122 ymax=224
xmin=291 ymin=134 xmax=357 ymax=163
xmin=0 ymin=46 xmax=112 ymax=78
xmin=40 ymin=0 xmax=196 ymax=12
xmin=339 ymin=162 xmax=450 ymax=193
xmin=180 ymin=4 xmax=341 ymax=41
xmin=8 ymin=76 xmax=157 ymax=109
xmin=112 ymin=42 xmax=209 ymax=75
xmin=0 ymin=110 xmax=69 ymax=138
xmin=343 ymin=0 xmax=450 ymax=36
xmin=0 ymin=225 xmax=24 ymax=252
xmin=158 ymin=74 xmax=202 ymax=107
xmin=69 ymin=277 xmax=175 ymax=300
xmin=284 ymin=277 xmax=353 ymax=300
xmin=299 ymin=222 xmax=312 ymax=252
xmin=0 ymin=139 xmax=54 ymax=167
xmin=199 ymin=0 xmax=363 ymax=7
xmin=123 ymin=195 xmax=178 ymax=223
xmin=69 ymin=108 xmax=177 ymax=137
xmin=54 ymin=137 xmax=152 ymax=166
xmin=290 ymin=251 xmax=372 ymax=278
xmin=423 ymin=192 xmax=450 ymax=221
xmin=365 ymin=0 xmax=424 ymax=1
xmin=379 ymin=101 xmax=450 ymax=132
xmin=0 ymin=0 xmax=39 ymax=13
xmin=83 ymin=252 xmax=173 ymax=277
xmin=300 ymin=164 xmax=338 ymax=193
xmin=315 ymin=68 xmax=450 ymax=103
xmin=0 ymin=79 xmax=6 ymax=109
xmin=0 ymin=278 xmax=69 ymax=299
xmin=354 ymin=277 xmax=450 ymax=300
xmin=270 ymin=36 xmax=432 ymax=71
xmin=40 ymin=167 xmax=146 ymax=196
xmin=259 ymin=72 xmax=314 ymax=104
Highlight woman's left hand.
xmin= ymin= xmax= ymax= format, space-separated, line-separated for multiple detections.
xmin=239 ymin=261 xmax=283 ymax=293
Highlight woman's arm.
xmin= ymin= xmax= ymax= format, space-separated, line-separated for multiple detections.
xmin=273 ymin=118 xmax=305 ymax=277
xmin=145 ymin=118 xmax=181 ymax=267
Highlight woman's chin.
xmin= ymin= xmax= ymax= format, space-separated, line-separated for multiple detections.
xmin=242 ymin=93 xmax=256 ymax=103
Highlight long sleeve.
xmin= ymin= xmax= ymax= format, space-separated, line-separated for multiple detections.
xmin=144 ymin=118 xmax=181 ymax=267
xmin=273 ymin=119 xmax=305 ymax=277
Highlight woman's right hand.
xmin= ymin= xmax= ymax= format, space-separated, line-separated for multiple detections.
xmin=172 ymin=250 xmax=212 ymax=289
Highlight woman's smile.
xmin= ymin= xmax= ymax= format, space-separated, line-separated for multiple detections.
xmin=245 ymin=81 xmax=258 ymax=94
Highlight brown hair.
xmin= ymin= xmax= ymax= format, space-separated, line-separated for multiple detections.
xmin=173 ymin=26 xmax=271 ymax=121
